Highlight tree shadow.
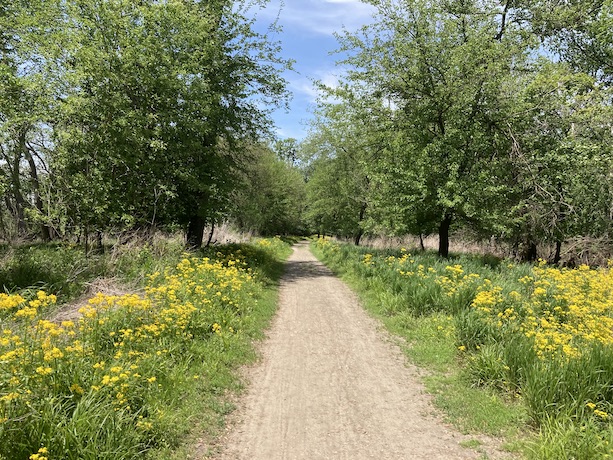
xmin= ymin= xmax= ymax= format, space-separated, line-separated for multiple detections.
xmin=281 ymin=259 xmax=332 ymax=282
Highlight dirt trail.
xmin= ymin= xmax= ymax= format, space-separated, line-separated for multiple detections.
xmin=214 ymin=242 xmax=485 ymax=459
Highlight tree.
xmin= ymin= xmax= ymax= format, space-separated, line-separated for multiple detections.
xmin=336 ymin=0 xmax=530 ymax=256
xmin=0 ymin=1 xmax=290 ymax=247
xmin=303 ymin=95 xmax=379 ymax=245
xmin=232 ymin=142 xmax=307 ymax=236
xmin=0 ymin=0 xmax=59 ymax=240
xmin=273 ymin=137 xmax=300 ymax=166
xmin=38 ymin=0 xmax=290 ymax=247
xmin=507 ymin=62 xmax=613 ymax=261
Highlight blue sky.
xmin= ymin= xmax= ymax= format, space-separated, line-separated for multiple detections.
xmin=251 ymin=0 xmax=376 ymax=140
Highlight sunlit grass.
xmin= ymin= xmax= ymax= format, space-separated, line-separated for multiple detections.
xmin=0 ymin=237 xmax=291 ymax=459
xmin=313 ymin=237 xmax=613 ymax=459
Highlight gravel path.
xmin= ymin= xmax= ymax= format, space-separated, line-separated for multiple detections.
xmin=214 ymin=242 xmax=484 ymax=459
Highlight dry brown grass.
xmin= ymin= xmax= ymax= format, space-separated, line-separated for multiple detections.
xmin=50 ymin=278 xmax=139 ymax=323
xmin=356 ymin=234 xmax=613 ymax=266
xmin=359 ymin=234 xmax=506 ymax=256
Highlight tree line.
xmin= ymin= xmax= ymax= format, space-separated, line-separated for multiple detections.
xmin=0 ymin=0 xmax=295 ymax=248
xmin=2 ymin=0 xmax=613 ymax=261
xmin=304 ymin=0 xmax=613 ymax=261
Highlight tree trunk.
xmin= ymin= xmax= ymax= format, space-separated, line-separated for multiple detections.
xmin=23 ymin=139 xmax=51 ymax=241
xmin=419 ymin=233 xmax=425 ymax=251
xmin=354 ymin=201 xmax=367 ymax=246
xmin=205 ymin=221 xmax=216 ymax=247
xmin=9 ymin=147 xmax=27 ymax=235
xmin=353 ymin=216 xmax=364 ymax=246
xmin=438 ymin=213 xmax=453 ymax=258
xmin=96 ymin=231 xmax=104 ymax=253
xmin=187 ymin=215 xmax=206 ymax=249
xmin=84 ymin=226 xmax=90 ymax=256
xmin=0 ymin=201 xmax=5 ymax=239
xmin=522 ymin=240 xmax=538 ymax=262
xmin=354 ymin=229 xmax=363 ymax=246
xmin=554 ymin=240 xmax=562 ymax=265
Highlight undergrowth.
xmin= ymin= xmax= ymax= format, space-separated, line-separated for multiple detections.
xmin=0 ymin=236 xmax=186 ymax=305
xmin=0 ymin=236 xmax=291 ymax=459
xmin=312 ymin=237 xmax=613 ymax=460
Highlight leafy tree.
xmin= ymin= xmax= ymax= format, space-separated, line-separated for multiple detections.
xmin=41 ymin=0 xmax=290 ymax=247
xmin=0 ymin=0 xmax=60 ymax=240
xmin=273 ymin=137 xmax=300 ymax=166
xmin=302 ymin=0 xmax=613 ymax=260
xmin=507 ymin=63 xmax=613 ymax=261
xmin=335 ymin=0 xmax=530 ymax=256
xmin=303 ymin=96 xmax=378 ymax=245
xmin=528 ymin=0 xmax=613 ymax=82
xmin=233 ymin=142 xmax=306 ymax=236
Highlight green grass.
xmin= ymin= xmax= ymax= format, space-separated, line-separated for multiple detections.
xmin=0 ymin=243 xmax=109 ymax=303
xmin=525 ymin=417 xmax=613 ymax=460
xmin=312 ymin=238 xmax=613 ymax=459
xmin=0 ymin=236 xmax=292 ymax=459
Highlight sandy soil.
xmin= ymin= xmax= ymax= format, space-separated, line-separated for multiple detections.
xmin=213 ymin=242 xmax=497 ymax=460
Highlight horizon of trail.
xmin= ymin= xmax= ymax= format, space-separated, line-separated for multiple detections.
xmin=214 ymin=242 xmax=487 ymax=460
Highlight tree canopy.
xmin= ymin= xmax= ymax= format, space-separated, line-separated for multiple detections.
xmin=1 ymin=0 xmax=291 ymax=247
xmin=1 ymin=0 xmax=612 ymax=260
xmin=303 ymin=0 xmax=613 ymax=259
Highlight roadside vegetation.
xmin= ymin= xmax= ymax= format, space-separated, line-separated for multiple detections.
xmin=2 ymin=1 xmax=613 ymax=458
xmin=313 ymin=238 xmax=613 ymax=460
xmin=0 ymin=236 xmax=291 ymax=460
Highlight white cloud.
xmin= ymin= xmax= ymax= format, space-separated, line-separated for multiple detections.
xmin=275 ymin=123 xmax=309 ymax=139
xmin=255 ymin=0 xmax=376 ymax=36
xmin=317 ymin=69 xmax=343 ymax=89
xmin=286 ymin=67 xmax=346 ymax=103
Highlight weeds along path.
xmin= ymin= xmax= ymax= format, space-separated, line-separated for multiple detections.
xmin=214 ymin=242 xmax=480 ymax=460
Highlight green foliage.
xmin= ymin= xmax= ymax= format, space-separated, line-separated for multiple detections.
xmin=523 ymin=345 xmax=613 ymax=426
xmin=1 ymin=1 xmax=290 ymax=246
xmin=302 ymin=99 xmax=376 ymax=243
xmin=302 ymin=0 xmax=613 ymax=259
xmin=313 ymin=239 xmax=613 ymax=457
xmin=51 ymin=0 xmax=290 ymax=237
xmin=526 ymin=416 xmax=613 ymax=460
xmin=530 ymin=0 xmax=613 ymax=83
xmin=0 ymin=237 xmax=291 ymax=459
xmin=110 ymin=240 xmax=184 ymax=286
xmin=331 ymin=0 xmax=531 ymax=254
xmin=232 ymin=144 xmax=307 ymax=236
xmin=506 ymin=62 xmax=613 ymax=252
xmin=0 ymin=236 xmax=186 ymax=304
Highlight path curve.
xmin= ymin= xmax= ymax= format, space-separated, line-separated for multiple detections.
xmin=215 ymin=242 xmax=481 ymax=459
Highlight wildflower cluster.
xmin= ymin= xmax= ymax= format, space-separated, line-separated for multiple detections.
xmin=0 ymin=291 xmax=57 ymax=321
xmin=467 ymin=262 xmax=613 ymax=360
xmin=0 ymin=241 xmax=280 ymax=459
xmin=461 ymin=261 xmax=613 ymax=430
xmin=314 ymin=239 xmax=613 ymax=443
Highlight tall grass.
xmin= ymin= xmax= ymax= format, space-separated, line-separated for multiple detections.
xmin=0 ymin=244 xmax=109 ymax=303
xmin=0 ymin=237 xmax=291 ymax=460
xmin=313 ymin=238 xmax=613 ymax=459
xmin=0 ymin=236 xmax=187 ymax=305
